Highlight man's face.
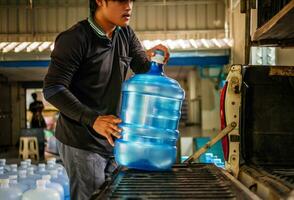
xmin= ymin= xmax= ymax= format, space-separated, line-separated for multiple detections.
xmin=98 ymin=0 xmax=133 ymax=27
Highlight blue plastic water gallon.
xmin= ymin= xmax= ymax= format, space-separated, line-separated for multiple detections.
xmin=49 ymin=170 xmax=70 ymax=200
xmin=36 ymin=164 xmax=49 ymax=176
xmin=8 ymin=175 xmax=29 ymax=193
xmin=22 ymin=179 xmax=60 ymax=200
xmin=0 ymin=178 xmax=22 ymax=200
xmin=0 ymin=159 xmax=11 ymax=172
xmin=24 ymin=159 xmax=37 ymax=172
xmin=6 ymin=164 xmax=18 ymax=177
xmin=114 ymin=50 xmax=185 ymax=171
xmin=42 ymin=175 xmax=64 ymax=200
xmin=18 ymin=170 xmax=35 ymax=189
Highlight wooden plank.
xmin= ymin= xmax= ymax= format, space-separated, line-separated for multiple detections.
xmin=253 ymin=0 xmax=294 ymax=42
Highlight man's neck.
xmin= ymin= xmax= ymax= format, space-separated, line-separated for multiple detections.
xmin=94 ymin=12 xmax=116 ymax=38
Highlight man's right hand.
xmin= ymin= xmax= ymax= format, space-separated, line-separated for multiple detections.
xmin=92 ymin=115 xmax=122 ymax=146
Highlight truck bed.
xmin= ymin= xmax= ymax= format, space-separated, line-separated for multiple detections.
xmin=90 ymin=164 xmax=259 ymax=200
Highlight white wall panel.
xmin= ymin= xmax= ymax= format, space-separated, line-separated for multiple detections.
xmin=167 ymin=5 xmax=177 ymax=30
xmin=0 ymin=0 xmax=225 ymax=41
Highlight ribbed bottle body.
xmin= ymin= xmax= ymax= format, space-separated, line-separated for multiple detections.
xmin=115 ymin=62 xmax=184 ymax=170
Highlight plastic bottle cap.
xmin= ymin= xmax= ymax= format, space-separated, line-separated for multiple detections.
xmin=151 ymin=50 xmax=165 ymax=64
xmin=48 ymin=157 xmax=56 ymax=163
xmin=0 ymin=159 xmax=5 ymax=165
xmin=38 ymin=163 xmax=46 ymax=168
xmin=28 ymin=167 xmax=34 ymax=171
xmin=8 ymin=175 xmax=17 ymax=180
xmin=47 ymin=160 xmax=55 ymax=165
xmin=36 ymin=179 xmax=46 ymax=188
xmin=49 ymin=170 xmax=58 ymax=177
xmin=42 ymin=175 xmax=51 ymax=180
xmin=57 ymin=166 xmax=63 ymax=171
xmin=0 ymin=178 xmax=9 ymax=186
xmin=25 ymin=159 xmax=32 ymax=165
xmin=18 ymin=169 xmax=26 ymax=177
xmin=10 ymin=164 xmax=17 ymax=168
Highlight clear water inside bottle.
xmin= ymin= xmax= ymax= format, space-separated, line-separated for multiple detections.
xmin=115 ymin=50 xmax=185 ymax=171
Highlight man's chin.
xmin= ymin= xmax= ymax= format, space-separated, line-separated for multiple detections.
xmin=117 ymin=21 xmax=130 ymax=27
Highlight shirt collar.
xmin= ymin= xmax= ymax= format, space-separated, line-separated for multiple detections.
xmin=87 ymin=15 xmax=121 ymax=39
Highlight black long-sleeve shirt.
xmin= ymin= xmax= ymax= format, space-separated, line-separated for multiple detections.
xmin=43 ymin=19 xmax=149 ymax=158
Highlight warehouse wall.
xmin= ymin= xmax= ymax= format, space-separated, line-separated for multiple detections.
xmin=276 ymin=48 xmax=294 ymax=66
xmin=187 ymin=68 xmax=201 ymax=125
xmin=10 ymin=82 xmax=26 ymax=146
xmin=201 ymin=78 xmax=220 ymax=131
xmin=230 ymin=1 xmax=246 ymax=64
xmin=0 ymin=0 xmax=226 ymax=41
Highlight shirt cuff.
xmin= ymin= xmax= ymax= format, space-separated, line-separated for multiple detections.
xmin=80 ymin=107 xmax=100 ymax=127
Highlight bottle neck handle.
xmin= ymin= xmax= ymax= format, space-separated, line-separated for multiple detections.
xmin=147 ymin=61 xmax=164 ymax=75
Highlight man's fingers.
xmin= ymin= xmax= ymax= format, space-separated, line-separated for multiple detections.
xmin=98 ymin=115 xmax=122 ymax=124
xmin=105 ymin=134 xmax=114 ymax=147
xmin=111 ymin=131 xmax=121 ymax=139
xmin=106 ymin=126 xmax=121 ymax=139
xmin=108 ymin=123 xmax=122 ymax=133
xmin=111 ymin=118 xmax=122 ymax=124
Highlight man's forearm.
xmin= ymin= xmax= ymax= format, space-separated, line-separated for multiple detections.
xmin=43 ymin=85 xmax=99 ymax=127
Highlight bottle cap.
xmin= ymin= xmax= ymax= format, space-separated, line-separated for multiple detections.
xmin=0 ymin=159 xmax=6 ymax=165
xmin=151 ymin=50 xmax=165 ymax=64
xmin=47 ymin=157 xmax=57 ymax=163
xmin=0 ymin=178 xmax=9 ymax=185
xmin=20 ymin=161 xmax=28 ymax=167
xmin=8 ymin=175 xmax=17 ymax=180
xmin=38 ymin=163 xmax=46 ymax=168
xmin=18 ymin=169 xmax=27 ymax=177
xmin=36 ymin=179 xmax=46 ymax=188
xmin=42 ymin=175 xmax=51 ymax=181
xmin=28 ymin=167 xmax=34 ymax=171
xmin=49 ymin=169 xmax=58 ymax=177
xmin=25 ymin=159 xmax=32 ymax=165
xmin=10 ymin=164 xmax=17 ymax=168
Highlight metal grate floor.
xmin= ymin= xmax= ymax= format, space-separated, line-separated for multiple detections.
xmin=264 ymin=167 xmax=294 ymax=187
xmin=92 ymin=164 xmax=254 ymax=200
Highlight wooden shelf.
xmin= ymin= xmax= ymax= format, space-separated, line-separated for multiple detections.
xmin=252 ymin=0 xmax=294 ymax=46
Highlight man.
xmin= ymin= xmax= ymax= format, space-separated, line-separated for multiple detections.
xmin=29 ymin=92 xmax=47 ymax=129
xmin=43 ymin=0 xmax=169 ymax=199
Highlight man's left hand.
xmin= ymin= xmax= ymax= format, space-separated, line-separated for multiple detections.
xmin=146 ymin=44 xmax=170 ymax=64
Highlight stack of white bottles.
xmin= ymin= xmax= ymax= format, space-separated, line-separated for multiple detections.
xmin=0 ymin=158 xmax=70 ymax=200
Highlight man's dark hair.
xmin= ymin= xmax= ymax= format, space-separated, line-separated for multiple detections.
xmin=89 ymin=0 xmax=135 ymax=16
xmin=31 ymin=93 xmax=37 ymax=100
xmin=89 ymin=0 xmax=99 ymax=16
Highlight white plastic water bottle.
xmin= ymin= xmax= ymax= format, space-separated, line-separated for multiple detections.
xmin=47 ymin=158 xmax=67 ymax=176
xmin=0 ymin=159 xmax=11 ymax=173
xmin=42 ymin=175 xmax=64 ymax=200
xmin=7 ymin=164 xmax=18 ymax=176
xmin=9 ymin=175 xmax=29 ymax=193
xmin=27 ymin=167 xmax=41 ymax=185
xmin=36 ymin=164 xmax=49 ymax=176
xmin=0 ymin=178 xmax=23 ymax=200
xmin=22 ymin=179 xmax=60 ymax=200
xmin=18 ymin=169 xmax=35 ymax=189
xmin=49 ymin=170 xmax=70 ymax=200
xmin=57 ymin=166 xmax=69 ymax=183
xmin=18 ymin=161 xmax=28 ymax=171
xmin=24 ymin=159 xmax=37 ymax=171
xmin=0 ymin=166 xmax=7 ymax=179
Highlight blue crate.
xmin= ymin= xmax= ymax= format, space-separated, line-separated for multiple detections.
xmin=194 ymin=137 xmax=225 ymax=168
